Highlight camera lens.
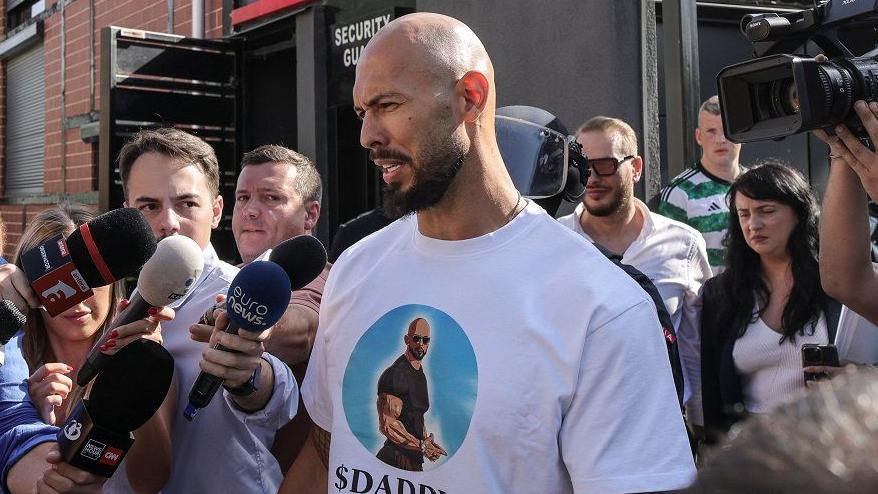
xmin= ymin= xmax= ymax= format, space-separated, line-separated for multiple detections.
xmin=769 ymin=79 xmax=800 ymax=117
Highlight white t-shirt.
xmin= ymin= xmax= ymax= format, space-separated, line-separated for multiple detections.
xmin=558 ymin=199 xmax=711 ymax=425
xmin=302 ymin=202 xmax=695 ymax=494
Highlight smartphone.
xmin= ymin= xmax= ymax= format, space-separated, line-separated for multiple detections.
xmin=801 ymin=343 xmax=840 ymax=382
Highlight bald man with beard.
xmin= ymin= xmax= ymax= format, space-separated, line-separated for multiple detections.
xmin=284 ymin=13 xmax=695 ymax=493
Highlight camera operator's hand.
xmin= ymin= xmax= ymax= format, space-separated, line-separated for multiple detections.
xmin=813 ymin=100 xmax=878 ymax=203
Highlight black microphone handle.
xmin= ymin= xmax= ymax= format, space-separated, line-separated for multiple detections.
xmin=186 ymin=320 xmax=244 ymax=410
xmin=77 ymin=293 xmax=152 ymax=386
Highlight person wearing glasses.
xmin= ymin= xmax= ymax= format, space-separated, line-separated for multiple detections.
xmin=658 ymin=96 xmax=743 ymax=274
xmin=375 ymin=318 xmax=446 ymax=471
xmin=558 ymin=116 xmax=711 ymax=432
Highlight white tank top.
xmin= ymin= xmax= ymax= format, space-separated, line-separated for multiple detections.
xmin=733 ymin=313 xmax=828 ymax=414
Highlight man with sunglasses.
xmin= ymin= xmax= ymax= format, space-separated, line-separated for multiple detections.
xmin=558 ymin=116 xmax=711 ymax=432
xmin=375 ymin=318 xmax=446 ymax=471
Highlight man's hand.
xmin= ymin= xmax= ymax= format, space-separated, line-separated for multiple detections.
xmin=199 ymin=308 xmax=270 ymax=389
xmin=189 ymin=294 xmax=226 ymax=343
xmin=0 ymin=263 xmax=39 ymax=313
xmin=422 ymin=433 xmax=447 ymax=462
xmin=27 ymin=363 xmax=73 ymax=425
xmin=813 ymin=99 xmax=878 ymax=202
xmin=35 ymin=446 xmax=104 ymax=494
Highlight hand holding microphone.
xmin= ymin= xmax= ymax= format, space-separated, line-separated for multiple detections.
xmin=184 ymin=235 xmax=327 ymax=419
xmin=57 ymin=339 xmax=174 ymax=478
xmin=77 ymin=234 xmax=203 ymax=386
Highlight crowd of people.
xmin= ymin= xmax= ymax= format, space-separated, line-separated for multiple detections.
xmin=0 ymin=11 xmax=877 ymax=494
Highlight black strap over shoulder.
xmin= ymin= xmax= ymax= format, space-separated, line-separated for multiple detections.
xmin=826 ymin=296 xmax=842 ymax=344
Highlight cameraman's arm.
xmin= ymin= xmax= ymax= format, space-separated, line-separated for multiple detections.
xmin=819 ymin=159 xmax=878 ymax=323
xmin=816 ymin=111 xmax=878 ymax=325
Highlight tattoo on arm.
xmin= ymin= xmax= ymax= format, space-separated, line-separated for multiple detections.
xmin=313 ymin=425 xmax=331 ymax=468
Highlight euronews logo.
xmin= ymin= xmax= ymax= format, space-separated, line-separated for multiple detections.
xmin=227 ymin=285 xmax=269 ymax=327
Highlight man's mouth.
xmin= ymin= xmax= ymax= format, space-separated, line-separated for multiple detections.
xmin=376 ymin=161 xmax=407 ymax=183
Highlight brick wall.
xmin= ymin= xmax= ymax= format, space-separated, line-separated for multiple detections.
xmin=0 ymin=0 xmax=226 ymax=257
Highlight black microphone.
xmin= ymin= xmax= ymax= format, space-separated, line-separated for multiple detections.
xmin=0 ymin=300 xmax=26 ymax=366
xmin=20 ymin=208 xmax=156 ymax=316
xmin=0 ymin=299 xmax=26 ymax=346
xmin=183 ymin=235 xmax=327 ymax=420
xmin=57 ymin=339 xmax=174 ymax=477
xmin=268 ymin=235 xmax=328 ymax=289
xmin=77 ymin=235 xmax=204 ymax=386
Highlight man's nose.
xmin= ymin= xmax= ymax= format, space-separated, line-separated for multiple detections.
xmin=243 ymin=198 xmax=261 ymax=218
xmin=360 ymin=114 xmax=387 ymax=150
xmin=158 ymin=208 xmax=181 ymax=236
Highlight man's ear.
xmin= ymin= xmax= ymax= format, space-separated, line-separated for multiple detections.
xmin=632 ymin=156 xmax=644 ymax=183
xmin=695 ymin=128 xmax=703 ymax=147
xmin=304 ymin=201 xmax=321 ymax=233
xmin=459 ymin=71 xmax=490 ymax=123
xmin=211 ymin=194 xmax=223 ymax=229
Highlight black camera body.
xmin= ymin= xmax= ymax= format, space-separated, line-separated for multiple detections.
xmin=717 ymin=0 xmax=878 ymax=143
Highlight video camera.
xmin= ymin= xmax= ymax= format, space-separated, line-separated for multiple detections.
xmin=716 ymin=0 xmax=878 ymax=143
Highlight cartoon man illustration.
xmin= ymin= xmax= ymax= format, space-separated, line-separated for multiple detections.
xmin=376 ymin=317 xmax=447 ymax=471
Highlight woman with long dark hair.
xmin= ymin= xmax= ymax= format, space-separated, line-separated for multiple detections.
xmin=701 ymin=163 xmax=841 ymax=439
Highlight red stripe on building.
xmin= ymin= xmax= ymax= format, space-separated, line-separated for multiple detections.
xmin=230 ymin=0 xmax=317 ymax=26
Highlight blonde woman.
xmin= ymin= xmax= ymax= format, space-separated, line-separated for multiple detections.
xmin=14 ymin=203 xmax=176 ymax=493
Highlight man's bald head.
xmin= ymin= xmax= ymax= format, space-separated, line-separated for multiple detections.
xmin=365 ymin=14 xmax=491 ymax=76
xmin=358 ymin=13 xmax=495 ymax=117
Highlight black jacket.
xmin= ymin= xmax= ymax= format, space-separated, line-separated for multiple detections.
xmin=700 ymin=273 xmax=841 ymax=440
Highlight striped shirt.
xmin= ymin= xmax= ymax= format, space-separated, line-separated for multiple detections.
xmin=658 ymin=164 xmax=732 ymax=272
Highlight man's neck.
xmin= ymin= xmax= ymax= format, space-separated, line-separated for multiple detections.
xmin=417 ymin=148 xmax=521 ymax=241
xmin=579 ymin=200 xmax=644 ymax=255
xmin=700 ymin=158 xmax=740 ymax=183
xmin=404 ymin=351 xmax=422 ymax=370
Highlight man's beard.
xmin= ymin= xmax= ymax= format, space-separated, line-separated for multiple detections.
xmin=384 ymin=132 xmax=467 ymax=217
xmin=584 ymin=180 xmax=632 ymax=217
xmin=408 ymin=347 xmax=426 ymax=361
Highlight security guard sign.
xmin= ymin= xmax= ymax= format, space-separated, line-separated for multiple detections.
xmin=330 ymin=8 xmax=411 ymax=76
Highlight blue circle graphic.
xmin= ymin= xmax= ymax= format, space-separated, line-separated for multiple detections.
xmin=342 ymin=304 xmax=478 ymax=471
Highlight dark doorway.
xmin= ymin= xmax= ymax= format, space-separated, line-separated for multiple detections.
xmin=328 ymin=103 xmax=379 ymax=242
xmin=242 ymin=19 xmax=298 ymax=152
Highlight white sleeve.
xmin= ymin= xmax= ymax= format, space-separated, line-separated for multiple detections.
xmin=678 ymin=233 xmax=711 ymax=426
xmin=561 ymin=299 xmax=696 ymax=494
xmin=223 ymin=352 xmax=298 ymax=429
xmin=300 ymin=275 xmax=338 ymax=432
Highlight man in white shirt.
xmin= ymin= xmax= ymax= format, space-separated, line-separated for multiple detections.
xmin=283 ymin=13 xmax=695 ymax=494
xmin=107 ymin=128 xmax=298 ymax=493
xmin=558 ymin=116 xmax=711 ymax=428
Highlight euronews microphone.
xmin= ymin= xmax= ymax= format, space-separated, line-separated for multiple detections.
xmin=58 ymin=339 xmax=174 ymax=477
xmin=77 ymin=235 xmax=204 ymax=386
xmin=20 ymin=208 xmax=156 ymax=316
xmin=183 ymin=261 xmax=291 ymax=420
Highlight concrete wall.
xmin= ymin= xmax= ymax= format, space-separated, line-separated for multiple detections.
xmin=416 ymin=0 xmax=650 ymax=215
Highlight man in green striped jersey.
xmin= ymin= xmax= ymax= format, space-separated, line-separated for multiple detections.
xmin=658 ymin=96 xmax=742 ymax=273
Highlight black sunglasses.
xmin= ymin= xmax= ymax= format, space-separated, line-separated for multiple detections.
xmin=410 ymin=335 xmax=431 ymax=344
xmin=587 ymin=156 xmax=635 ymax=176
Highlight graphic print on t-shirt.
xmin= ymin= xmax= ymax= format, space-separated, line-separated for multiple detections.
xmin=342 ymin=304 xmax=478 ymax=472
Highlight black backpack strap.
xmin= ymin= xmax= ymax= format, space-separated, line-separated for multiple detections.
xmin=825 ymin=296 xmax=842 ymax=344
